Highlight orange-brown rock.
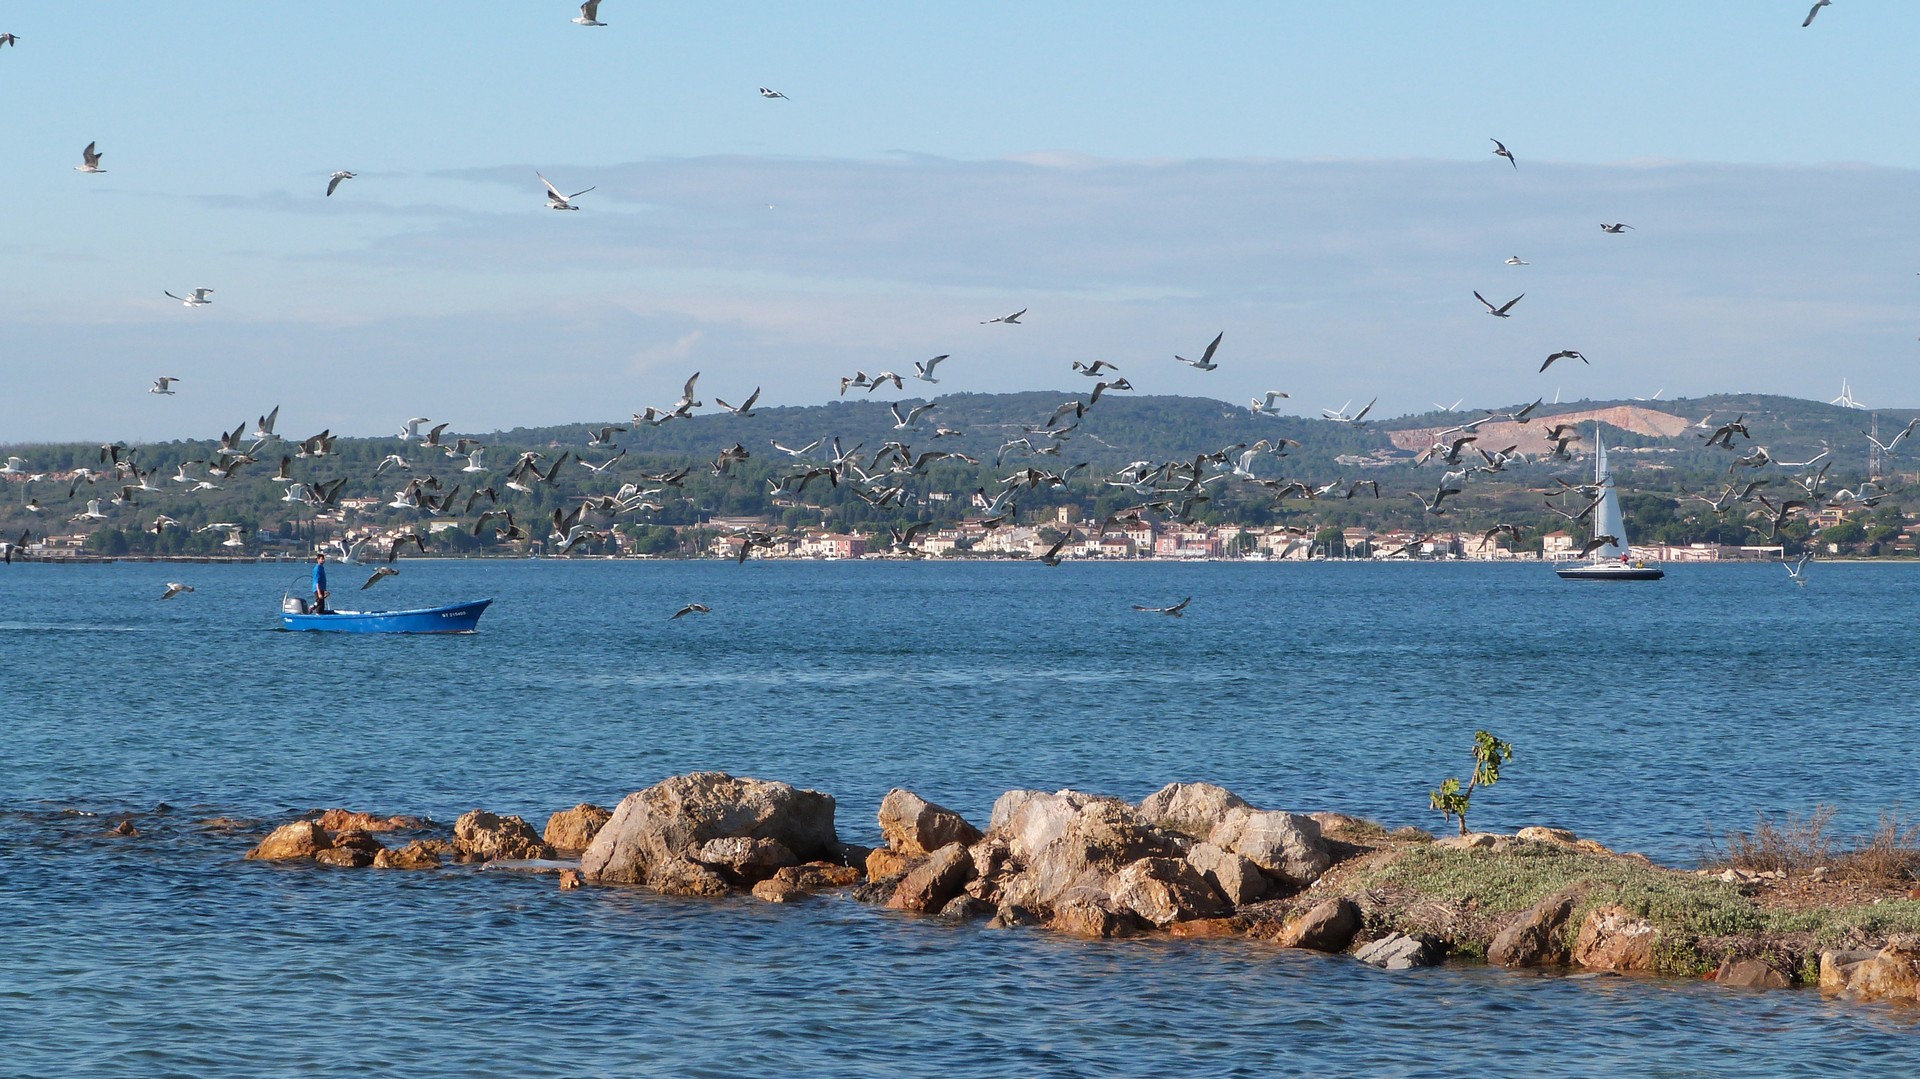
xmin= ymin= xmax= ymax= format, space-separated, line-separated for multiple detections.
xmin=330 ymin=829 xmax=386 ymax=856
xmin=645 ymin=856 xmax=731 ymax=897
xmin=543 ymin=804 xmax=613 ymax=854
xmin=889 ymin=842 xmax=974 ymax=913
xmin=311 ymin=809 xmax=427 ymax=833
xmin=453 ymin=810 xmax=553 ymax=861
xmin=1049 ymin=893 xmax=1138 ymax=939
xmin=1571 ymin=904 xmax=1658 ymax=972
xmin=752 ymin=878 xmax=809 ymax=903
xmin=314 ymin=847 xmax=375 ymax=868
xmin=866 ymin=847 xmax=917 ymax=883
xmin=1716 ymin=957 xmax=1791 ymax=989
xmin=772 ymin=863 xmax=862 ymax=890
xmin=877 ymin=788 xmax=982 ymax=856
xmin=558 ymin=869 xmax=583 ymax=890
xmin=1488 ymin=890 xmax=1579 ymax=968
xmin=1274 ymin=898 xmax=1360 ymax=952
xmin=1169 ymin=917 xmax=1245 ymax=939
xmin=110 ymin=819 xmax=138 ymax=837
xmin=1823 ymin=939 xmax=1920 ymax=1002
xmin=246 ymin=821 xmax=333 ymax=861
xmin=373 ymin=840 xmax=444 ymax=870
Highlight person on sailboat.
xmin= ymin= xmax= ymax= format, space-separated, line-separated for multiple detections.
xmin=312 ymin=551 xmax=331 ymax=614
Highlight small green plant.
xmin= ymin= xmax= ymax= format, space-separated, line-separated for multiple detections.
xmin=1429 ymin=729 xmax=1515 ymax=836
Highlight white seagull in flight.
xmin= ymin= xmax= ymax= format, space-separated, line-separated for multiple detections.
xmin=1803 ymin=1 xmax=1831 ymax=27
xmin=759 ymin=87 xmax=789 ymax=100
xmin=76 ymin=142 xmax=105 ymax=173
xmin=573 ymin=1 xmax=606 ymax=26
xmin=326 ymin=171 xmax=356 ymax=196
xmin=982 ymin=308 xmax=1026 ymax=325
xmin=149 ymin=377 xmax=182 ymax=396
xmin=165 ymin=288 xmax=214 ymax=307
xmin=538 ymin=172 xmax=595 ymax=211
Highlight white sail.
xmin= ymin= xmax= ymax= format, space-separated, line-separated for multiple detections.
xmin=1590 ymin=429 xmax=1627 ymax=561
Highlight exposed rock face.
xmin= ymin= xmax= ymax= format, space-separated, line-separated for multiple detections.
xmin=1822 ymin=940 xmax=1920 ymax=1001
xmin=1107 ymin=857 xmax=1230 ymax=927
xmin=1820 ymin=949 xmax=1884 ymax=996
xmin=1571 ymin=905 xmax=1659 ymax=972
xmin=1355 ymin=933 xmax=1443 ymax=969
xmin=751 ymin=878 xmax=809 ymax=903
xmin=1185 ymin=842 xmax=1272 ymax=906
xmin=1138 ymin=782 xmax=1249 ymax=840
xmin=543 ymin=804 xmax=613 ymax=853
xmin=877 ymin=789 xmax=982 ymax=856
xmin=938 ymin=896 xmax=993 ymax=923
xmin=1275 ymin=898 xmax=1360 ymax=953
xmin=984 ymin=790 xmax=1181 ymax=914
xmin=866 ymin=847 xmax=916 ymax=883
xmin=1717 ymin=957 xmax=1791 ymax=989
xmin=889 ymin=842 xmax=974 ymax=913
xmin=772 ymin=863 xmax=863 ymax=891
xmin=453 ymin=811 xmax=552 ymax=861
xmin=558 ymin=869 xmax=583 ymax=890
xmin=373 ymin=840 xmax=444 ymax=870
xmin=312 ymin=809 xmax=427 ymax=833
xmin=581 ymin=773 xmax=839 ymax=887
xmin=314 ymin=846 xmax=376 ymax=868
xmin=1516 ymin=826 xmax=1578 ymax=846
xmin=246 ymin=821 xmax=333 ymax=861
xmin=1049 ymin=892 xmax=1138 ymax=939
xmin=1488 ymin=890 xmax=1580 ymax=968
xmin=689 ymin=836 xmax=798 ymax=886
xmin=1210 ymin=808 xmax=1328 ymax=888
xmin=646 ymin=856 xmax=731 ymax=897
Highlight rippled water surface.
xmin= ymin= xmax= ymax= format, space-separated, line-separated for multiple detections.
xmin=3 ymin=560 xmax=1917 ymax=1076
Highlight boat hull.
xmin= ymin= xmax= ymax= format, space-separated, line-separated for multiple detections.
xmin=280 ymin=599 xmax=493 ymax=633
xmin=1555 ymin=563 xmax=1664 ymax=581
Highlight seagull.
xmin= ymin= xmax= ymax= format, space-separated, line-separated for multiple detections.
xmin=1434 ymin=398 xmax=1464 ymax=412
xmin=982 ymin=308 xmax=1026 ymax=325
xmin=671 ymin=602 xmax=711 ymax=619
xmin=714 ymin=388 xmax=761 ymax=417
xmin=1072 ymin=360 xmax=1120 ymax=377
xmin=362 ymin=566 xmax=399 ymax=589
xmin=890 ymin=401 xmax=937 ymax=430
xmin=538 ymin=172 xmax=595 ymax=211
xmin=913 ymin=355 xmax=948 ymax=383
xmin=758 ymin=87 xmax=789 ymax=100
xmin=0 ymin=34 xmax=17 ymax=48
xmin=1540 ymin=350 xmax=1587 ymax=373
xmin=573 ymin=1 xmax=606 ymax=26
xmin=1490 ymin=138 xmax=1517 ymax=169
xmin=326 ymin=170 xmax=356 ymax=196
xmin=1785 ymin=553 xmax=1812 ymax=585
xmin=149 ymin=376 xmax=182 ymax=395
xmin=1579 ymin=535 xmax=1623 ymax=558
xmin=165 ymin=288 xmax=214 ymax=307
xmin=1038 ymin=531 xmax=1078 ymax=567
xmin=1600 ymin=223 xmax=1634 ymax=233
xmin=1131 ymin=596 xmax=1192 ymax=617
xmin=771 ymin=440 xmax=821 ymax=457
xmin=76 ymin=142 xmax=105 ymax=173
xmin=1 ymin=528 xmax=29 ymax=563
xmin=1249 ymin=391 xmax=1290 ymax=415
xmin=1803 ymin=0 xmax=1830 ymax=27
xmin=1474 ymin=291 xmax=1524 ymax=318
xmin=161 ymin=582 xmax=194 ymax=600
xmin=252 ymin=406 xmax=281 ymax=440
xmin=1505 ymin=256 xmax=1528 ymax=265
xmin=1176 ymin=332 xmax=1223 ymax=371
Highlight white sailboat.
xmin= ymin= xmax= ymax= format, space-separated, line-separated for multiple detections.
xmin=1556 ymin=428 xmax=1664 ymax=581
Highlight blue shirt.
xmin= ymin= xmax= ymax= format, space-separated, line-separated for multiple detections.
xmin=313 ymin=561 xmax=328 ymax=594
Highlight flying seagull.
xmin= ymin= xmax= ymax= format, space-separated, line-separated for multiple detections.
xmin=1176 ymin=332 xmax=1224 ymax=371
xmin=538 ymin=172 xmax=595 ymax=211
xmin=0 ymin=34 xmax=17 ymax=48
xmin=1131 ymin=596 xmax=1192 ymax=617
xmin=149 ymin=377 xmax=181 ymax=395
xmin=759 ymin=87 xmax=789 ymax=100
xmin=913 ymin=355 xmax=948 ymax=383
xmin=1474 ymin=291 xmax=1523 ymax=318
xmin=161 ymin=582 xmax=194 ymax=600
xmin=671 ymin=602 xmax=711 ymax=619
xmin=326 ymin=170 xmax=356 ymax=196
xmin=165 ymin=288 xmax=214 ymax=307
xmin=76 ymin=142 xmax=105 ymax=173
xmin=1490 ymin=138 xmax=1517 ymax=169
xmin=982 ymin=308 xmax=1026 ymax=325
xmin=1803 ymin=0 xmax=1831 ymax=27
xmin=362 ymin=566 xmax=399 ymax=589
xmin=1038 ymin=531 xmax=1078 ymax=567
xmin=573 ymin=1 xmax=606 ymax=26
xmin=1540 ymin=350 xmax=1587 ymax=373
xmin=1784 ymin=553 xmax=1812 ymax=585
xmin=1505 ymin=256 xmax=1528 ymax=266
xmin=1250 ymin=391 xmax=1290 ymax=415
xmin=1600 ymin=223 xmax=1634 ymax=233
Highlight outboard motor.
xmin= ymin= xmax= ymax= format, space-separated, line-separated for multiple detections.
xmin=283 ymin=595 xmax=308 ymax=615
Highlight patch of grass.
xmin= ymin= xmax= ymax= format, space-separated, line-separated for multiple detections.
xmin=1388 ymin=826 xmax=1435 ymax=844
xmin=1763 ymin=900 xmax=1920 ymax=948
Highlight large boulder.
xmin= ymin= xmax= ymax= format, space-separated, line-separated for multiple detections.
xmin=1571 ymin=905 xmax=1658 ymax=972
xmin=1354 ymin=933 xmax=1443 ymax=969
xmin=877 ymin=789 xmax=982 ymax=856
xmin=544 ymin=804 xmax=613 ymax=854
xmin=1820 ymin=948 xmax=1885 ymax=996
xmin=1488 ymin=889 xmax=1580 ymax=968
xmin=1209 ymin=808 xmax=1328 ymax=888
xmin=453 ymin=810 xmax=553 ymax=861
xmin=580 ymin=772 xmax=839 ymax=887
xmin=689 ymin=836 xmax=799 ymax=885
xmin=1138 ymin=782 xmax=1250 ymax=840
xmin=889 ymin=842 xmax=974 ymax=913
xmin=1049 ymin=891 xmax=1139 ymax=939
xmin=1185 ymin=841 xmax=1272 ymax=906
xmin=1822 ymin=939 xmax=1920 ymax=1001
xmin=373 ymin=840 xmax=444 ymax=870
xmin=246 ymin=821 xmax=333 ymax=861
xmin=646 ymin=856 xmax=731 ymax=897
xmin=866 ymin=847 xmax=916 ymax=883
xmin=1107 ymin=857 xmax=1230 ymax=927
xmin=1274 ymin=898 xmax=1360 ymax=952
xmin=985 ymin=790 xmax=1181 ymax=914
xmin=1717 ymin=957 xmax=1791 ymax=989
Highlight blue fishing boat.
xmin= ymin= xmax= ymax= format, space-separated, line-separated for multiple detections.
xmin=280 ymin=596 xmax=492 ymax=633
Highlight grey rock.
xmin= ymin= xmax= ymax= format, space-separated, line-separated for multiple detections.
xmin=1354 ymin=932 xmax=1444 ymax=970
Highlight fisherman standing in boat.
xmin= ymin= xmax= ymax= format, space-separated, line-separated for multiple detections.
xmin=312 ymin=551 xmax=331 ymax=614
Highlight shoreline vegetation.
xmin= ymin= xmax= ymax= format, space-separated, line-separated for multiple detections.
xmin=184 ymin=772 xmax=1920 ymax=1005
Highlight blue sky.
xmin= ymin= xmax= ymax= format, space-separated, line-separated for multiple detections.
xmin=2 ymin=2 xmax=1916 ymax=440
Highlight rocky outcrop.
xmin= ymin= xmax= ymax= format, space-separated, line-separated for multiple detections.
xmin=1210 ymin=808 xmax=1327 ymax=888
xmin=752 ymin=878 xmax=809 ymax=903
xmin=453 ymin=811 xmax=552 ymax=861
xmin=311 ymin=809 xmax=428 ymax=833
xmin=1717 ymin=957 xmax=1791 ymax=989
xmin=645 ymin=856 xmax=731 ymax=897
xmin=1138 ymin=782 xmax=1248 ymax=840
xmin=1355 ymin=933 xmax=1443 ymax=969
xmin=1821 ymin=940 xmax=1920 ymax=1001
xmin=772 ymin=863 xmax=862 ymax=891
xmin=246 ymin=821 xmax=333 ymax=861
xmin=1274 ymin=898 xmax=1360 ymax=952
xmin=543 ymin=804 xmax=613 ymax=854
xmin=1571 ymin=905 xmax=1658 ymax=972
xmin=373 ymin=840 xmax=445 ymax=870
xmin=1185 ymin=842 xmax=1272 ymax=906
xmin=889 ymin=842 xmax=973 ymax=912
xmin=688 ymin=836 xmax=798 ymax=886
xmin=1488 ymin=890 xmax=1580 ymax=968
xmin=866 ymin=847 xmax=916 ymax=883
xmin=581 ymin=773 xmax=839 ymax=888
xmin=979 ymin=789 xmax=1182 ymax=915
xmin=313 ymin=828 xmax=385 ymax=868
xmin=878 ymin=789 xmax=982 ymax=856
xmin=1108 ymin=857 xmax=1229 ymax=927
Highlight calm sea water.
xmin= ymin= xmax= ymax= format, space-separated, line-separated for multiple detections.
xmin=2 ymin=559 xmax=1916 ymax=1076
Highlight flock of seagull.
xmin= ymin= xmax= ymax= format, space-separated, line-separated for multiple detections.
xmin=0 ymin=2 xmax=1886 ymax=613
